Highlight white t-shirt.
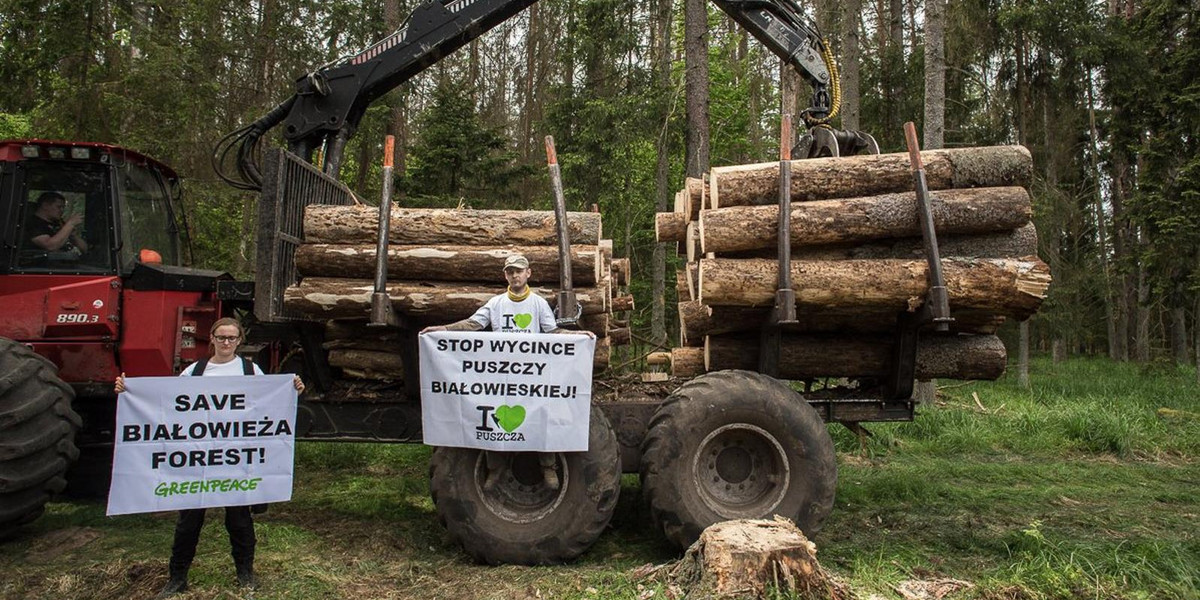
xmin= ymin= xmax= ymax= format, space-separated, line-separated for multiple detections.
xmin=179 ymin=358 xmax=264 ymax=377
xmin=467 ymin=292 xmax=558 ymax=333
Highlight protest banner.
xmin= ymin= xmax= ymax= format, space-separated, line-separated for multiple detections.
xmin=107 ymin=374 xmax=297 ymax=516
xmin=420 ymin=332 xmax=595 ymax=451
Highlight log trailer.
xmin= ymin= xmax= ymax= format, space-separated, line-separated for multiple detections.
xmin=0 ymin=0 xmax=981 ymax=566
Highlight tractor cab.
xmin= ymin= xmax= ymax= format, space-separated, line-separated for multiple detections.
xmin=0 ymin=140 xmax=182 ymax=276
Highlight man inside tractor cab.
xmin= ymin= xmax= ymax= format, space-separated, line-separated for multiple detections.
xmin=26 ymin=191 xmax=88 ymax=254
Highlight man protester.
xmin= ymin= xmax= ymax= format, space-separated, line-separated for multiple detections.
xmin=422 ymin=253 xmax=593 ymax=490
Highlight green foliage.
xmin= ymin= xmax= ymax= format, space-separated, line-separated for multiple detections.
xmin=403 ymin=82 xmax=535 ymax=205
xmin=0 ymin=112 xmax=31 ymax=138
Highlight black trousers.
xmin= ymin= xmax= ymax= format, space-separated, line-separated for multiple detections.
xmin=168 ymin=507 xmax=255 ymax=575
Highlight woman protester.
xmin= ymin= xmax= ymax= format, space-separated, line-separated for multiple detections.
xmin=115 ymin=317 xmax=304 ymax=598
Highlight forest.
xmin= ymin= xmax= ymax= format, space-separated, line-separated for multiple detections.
xmin=0 ymin=0 xmax=1197 ymax=369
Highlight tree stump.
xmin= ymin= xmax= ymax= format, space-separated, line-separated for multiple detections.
xmin=666 ymin=518 xmax=851 ymax=599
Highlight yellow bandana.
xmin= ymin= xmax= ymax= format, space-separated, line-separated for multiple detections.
xmin=507 ymin=286 xmax=531 ymax=302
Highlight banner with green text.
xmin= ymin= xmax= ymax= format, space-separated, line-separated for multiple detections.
xmin=106 ymin=375 xmax=297 ymax=516
xmin=419 ymin=332 xmax=594 ymax=451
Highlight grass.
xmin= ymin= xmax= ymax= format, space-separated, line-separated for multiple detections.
xmin=1 ymin=357 xmax=1196 ymax=599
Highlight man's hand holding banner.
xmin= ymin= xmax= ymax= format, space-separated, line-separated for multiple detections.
xmin=420 ymin=332 xmax=595 ymax=451
xmin=107 ymin=374 xmax=298 ymax=516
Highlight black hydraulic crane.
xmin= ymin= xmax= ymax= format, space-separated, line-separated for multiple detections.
xmin=214 ymin=0 xmax=876 ymax=190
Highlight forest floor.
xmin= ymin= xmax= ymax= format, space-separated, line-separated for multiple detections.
xmin=1 ymin=357 xmax=1197 ymax=600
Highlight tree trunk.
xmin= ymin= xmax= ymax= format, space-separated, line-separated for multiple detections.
xmin=680 ymin=301 xmax=1005 ymax=343
xmin=709 ymin=146 xmax=1032 ymax=208
xmin=670 ymin=347 xmax=706 ymax=378
xmin=705 ymin=333 xmax=1007 ymax=380
xmin=786 ymin=223 xmax=1038 ymax=261
xmin=699 ymin=187 xmax=1031 ymax=253
xmin=284 ymin=278 xmax=608 ymax=321
xmin=304 ymin=205 xmax=602 ymax=245
xmin=656 ymin=212 xmax=689 ymax=243
xmin=1136 ymin=263 xmax=1150 ymax=362
xmin=922 ymin=0 xmax=945 ymax=150
xmin=1171 ymin=305 xmax=1189 ymax=365
xmin=698 ymin=257 xmax=1051 ymax=319
xmin=295 ymin=244 xmax=601 ymax=285
xmin=685 ymin=0 xmax=711 ymax=178
xmin=328 ymin=349 xmax=405 ymax=379
xmin=840 ymin=0 xmax=862 ymax=131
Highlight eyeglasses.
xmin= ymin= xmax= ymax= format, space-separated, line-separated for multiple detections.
xmin=214 ymin=335 xmax=240 ymax=343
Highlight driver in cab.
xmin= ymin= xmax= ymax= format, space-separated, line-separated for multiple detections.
xmin=26 ymin=191 xmax=88 ymax=254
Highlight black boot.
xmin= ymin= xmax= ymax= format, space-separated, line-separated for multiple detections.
xmin=156 ymin=572 xmax=188 ymax=599
xmin=236 ymin=562 xmax=257 ymax=589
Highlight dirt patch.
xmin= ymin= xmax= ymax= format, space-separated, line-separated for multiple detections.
xmin=25 ymin=527 xmax=102 ymax=563
xmin=895 ymin=578 xmax=975 ymax=600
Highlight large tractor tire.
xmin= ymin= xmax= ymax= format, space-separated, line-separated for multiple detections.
xmin=430 ymin=404 xmax=621 ymax=565
xmin=640 ymin=370 xmax=837 ymax=549
xmin=0 ymin=338 xmax=81 ymax=538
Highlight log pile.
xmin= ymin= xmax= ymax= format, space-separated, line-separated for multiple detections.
xmin=657 ymin=146 xmax=1052 ymax=381
xmin=285 ymin=206 xmax=633 ymax=380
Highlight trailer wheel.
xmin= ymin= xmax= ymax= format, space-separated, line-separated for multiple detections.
xmin=641 ymin=370 xmax=836 ymax=549
xmin=429 ymin=404 xmax=621 ymax=565
xmin=0 ymin=338 xmax=81 ymax=538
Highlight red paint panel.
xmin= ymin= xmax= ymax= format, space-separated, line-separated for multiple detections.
xmin=0 ymin=275 xmax=117 ymax=340
xmin=27 ymin=342 xmax=120 ymax=384
xmin=118 ymin=289 xmax=216 ymax=376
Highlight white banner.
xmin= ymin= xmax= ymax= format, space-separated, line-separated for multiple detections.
xmin=420 ymin=332 xmax=594 ymax=451
xmin=106 ymin=375 xmax=297 ymax=516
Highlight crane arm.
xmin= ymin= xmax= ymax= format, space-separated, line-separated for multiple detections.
xmin=216 ymin=0 xmax=867 ymax=191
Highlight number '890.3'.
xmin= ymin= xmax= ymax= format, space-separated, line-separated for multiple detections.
xmin=56 ymin=313 xmax=99 ymax=323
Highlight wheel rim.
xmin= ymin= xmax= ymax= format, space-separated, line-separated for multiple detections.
xmin=474 ymin=452 xmax=568 ymax=524
xmin=691 ymin=423 xmax=790 ymax=519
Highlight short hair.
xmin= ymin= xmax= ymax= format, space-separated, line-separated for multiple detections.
xmin=35 ymin=192 xmax=65 ymax=208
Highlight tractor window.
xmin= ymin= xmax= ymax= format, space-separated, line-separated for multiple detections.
xmin=13 ymin=162 xmax=115 ymax=274
xmin=116 ymin=162 xmax=178 ymax=270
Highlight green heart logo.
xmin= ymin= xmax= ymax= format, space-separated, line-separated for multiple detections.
xmin=493 ymin=405 xmax=526 ymax=433
xmin=513 ymin=313 xmax=533 ymax=329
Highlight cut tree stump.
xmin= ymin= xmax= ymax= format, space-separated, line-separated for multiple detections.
xmin=704 ymin=333 xmax=1007 ymax=380
xmin=699 ymin=187 xmax=1030 ymax=253
xmin=667 ymin=518 xmax=851 ymax=600
xmin=303 ymin=205 xmax=602 ymax=245
xmin=709 ymin=145 xmax=1032 ymax=208
xmin=284 ymin=278 xmax=608 ymax=320
xmin=295 ymin=244 xmax=601 ymax=286
xmin=698 ymin=257 xmax=1051 ymax=320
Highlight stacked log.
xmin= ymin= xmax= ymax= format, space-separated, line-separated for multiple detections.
xmin=657 ymin=145 xmax=1052 ymax=381
xmin=285 ymin=206 xmax=632 ymax=380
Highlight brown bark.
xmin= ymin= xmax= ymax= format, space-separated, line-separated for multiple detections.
xmin=608 ymin=327 xmax=631 ymax=346
xmin=322 ymin=319 xmax=405 ymax=352
xmin=709 ymin=146 xmax=1033 ymax=208
xmin=686 ymin=222 xmax=702 ymax=263
xmin=656 ymin=212 xmax=689 ymax=243
xmin=680 ymin=301 xmax=1005 ymax=343
xmin=284 ymin=278 xmax=608 ymax=321
xmin=647 ymin=351 xmax=671 ymax=366
xmin=612 ymin=257 xmax=631 ymax=285
xmin=671 ymin=347 xmax=705 ymax=377
xmin=698 ymin=257 xmax=1050 ymax=320
xmin=700 ymin=187 xmax=1031 ymax=253
xmin=676 ymin=269 xmax=690 ymax=298
xmin=685 ymin=176 xmax=706 ymax=220
xmin=788 ymin=223 xmax=1039 ymax=261
xmin=593 ymin=336 xmax=611 ymax=370
xmin=296 ymin=244 xmax=601 ymax=285
xmin=705 ymin=333 xmax=1007 ymax=380
xmin=669 ymin=519 xmax=849 ymax=600
xmin=304 ymin=205 xmax=602 ymax=245
xmin=328 ymin=349 xmax=404 ymax=379
xmin=578 ymin=313 xmax=609 ymax=337
xmin=612 ymin=294 xmax=635 ymax=312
